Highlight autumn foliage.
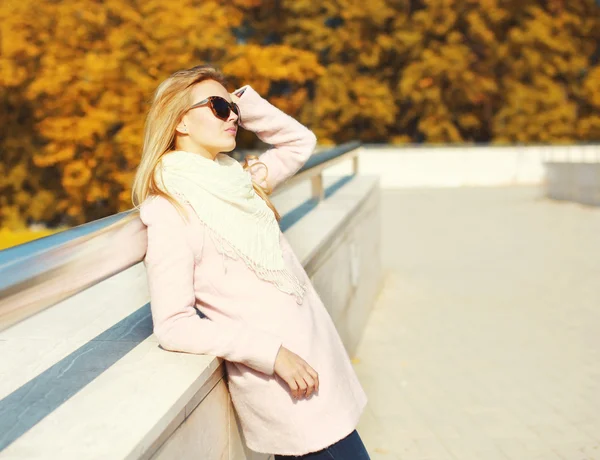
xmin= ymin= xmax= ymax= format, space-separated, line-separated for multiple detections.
xmin=1 ymin=0 xmax=599 ymax=229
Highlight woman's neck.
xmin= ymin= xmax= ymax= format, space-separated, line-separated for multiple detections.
xmin=174 ymin=140 xmax=216 ymax=161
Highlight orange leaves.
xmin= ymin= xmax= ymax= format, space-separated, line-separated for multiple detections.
xmin=492 ymin=2 xmax=600 ymax=143
xmin=0 ymin=0 xmax=251 ymax=228
xmin=494 ymin=76 xmax=579 ymax=143
xmin=311 ymin=63 xmax=398 ymax=142
xmin=577 ymin=115 xmax=600 ymax=140
xmin=398 ymin=33 xmax=498 ymax=140
xmin=393 ymin=0 xmax=600 ymax=143
xmin=413 ymin=0 xmax=458 ymax=37
xmin=230 ymin=0 xmax=263 ymax=7
xmin=38 ymin=116 xmax=106 ymax=147
xmin=224 ymin=44 xmax=324 ymax=100
xmin=582 ymin=66 xmax=600 ymax=109
xmin=458 ymin=113 xmax=482 ymax=130
xmin=33 ymin=144 xmax=76 ymax=168
xmin=1 ymin=0 xmax=331 ymax=228
xmin=223 ymin=44 xmax=324 ymax=117
xmin=62 ymin=160 xmax=92 ymax=189
xmin=1 ymin=0 xmax=599 ymax=231
xmin=419 ymin=116 xmax=463 ymax=143
xmin=419 ymin=77 xmax=434 ymax=89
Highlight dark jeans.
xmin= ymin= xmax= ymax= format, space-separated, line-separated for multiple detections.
xmin=274 ymin=430 xmax=371 ymax=460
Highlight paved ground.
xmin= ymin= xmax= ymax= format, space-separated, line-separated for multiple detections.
xmin=353 ymin=186 xmax=600 ymax=460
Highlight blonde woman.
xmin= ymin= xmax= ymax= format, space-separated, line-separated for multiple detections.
xmin=132 ymin=65 xmax=369 ymax=459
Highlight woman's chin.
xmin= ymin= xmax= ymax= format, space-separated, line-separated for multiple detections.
xmin=220 ymin=140 xmax=237 ymax=153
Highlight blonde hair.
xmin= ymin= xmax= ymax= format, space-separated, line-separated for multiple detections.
xmin=131 ymin=64 xmax=280 ymax=222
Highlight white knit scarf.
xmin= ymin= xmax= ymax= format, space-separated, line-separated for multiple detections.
xmin=155 ymin=150 xmax=306 ymax=304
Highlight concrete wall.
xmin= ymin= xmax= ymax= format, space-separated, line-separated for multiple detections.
xmin=306 ymin=181 xmax=381 ymax=356
xmin=0 ymin=175 xmax=381 ymax=460
xmin=545 ymin=162 xmax=600 ymax=206
xmin=150 ymin=378 xmax=263 ymax=460
xmin=322 ymin=144 xmax=600 ymax=188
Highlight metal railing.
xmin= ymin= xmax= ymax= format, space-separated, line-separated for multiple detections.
xmin=0 ymin=141 xmax=362 ymax=331
xmin=282 ymin=140 xmax=361 ymax=201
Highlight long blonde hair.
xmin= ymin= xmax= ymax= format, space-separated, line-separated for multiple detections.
xmin=131 ymin=65 xmax=280 ymax=222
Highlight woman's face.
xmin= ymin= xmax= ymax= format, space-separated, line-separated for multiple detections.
xmin=176 ymin=79 xmax=239 ymax=160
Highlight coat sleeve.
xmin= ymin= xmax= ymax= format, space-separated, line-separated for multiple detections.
xmin=139 ymin=196 xmax=283 ymax=375
xmin=234 ymin=85 xmax=318 ymax=192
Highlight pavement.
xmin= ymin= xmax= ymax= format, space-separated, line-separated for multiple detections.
xmin=353 ymin=186 xmax=600 ymax=460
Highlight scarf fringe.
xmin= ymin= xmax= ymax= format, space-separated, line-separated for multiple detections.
xmin=206 ymin=225 xmax=306 ymax=305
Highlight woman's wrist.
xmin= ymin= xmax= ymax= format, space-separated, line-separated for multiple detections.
xmin=231 ymin=85 xmax=266 ymax=127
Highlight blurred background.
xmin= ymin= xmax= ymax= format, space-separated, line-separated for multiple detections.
xmin=2 ymin=2 xmax=600 ymax=458
xmin=1 ymin=0 xmax=599 ymax=247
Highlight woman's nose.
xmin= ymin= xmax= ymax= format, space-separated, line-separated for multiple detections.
xmin=228 ymin=109 xmax=239 ymax=123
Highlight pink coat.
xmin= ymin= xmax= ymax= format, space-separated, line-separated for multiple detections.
xmin=139 ymin=85 xmax=367 ymax=456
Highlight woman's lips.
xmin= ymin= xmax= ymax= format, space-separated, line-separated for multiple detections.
xmin=226 ymin=128 xmax=237 ymax=135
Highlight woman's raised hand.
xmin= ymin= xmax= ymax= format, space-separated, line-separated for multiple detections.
xmin=273 ymin=346 xmax=319 ymax=400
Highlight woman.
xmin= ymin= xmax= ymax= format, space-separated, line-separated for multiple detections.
xmin=132 ymin=64 xmax=369 ymax=459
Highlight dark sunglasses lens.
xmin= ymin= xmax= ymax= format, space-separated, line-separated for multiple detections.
xmin=211 ymin=97 xmax=231 ymax=120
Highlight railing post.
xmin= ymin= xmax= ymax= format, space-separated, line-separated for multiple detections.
xmin=311 ymin=174 xmax=324 ymax=201
xmin=352 ymin=154 xmax=359 ymax=174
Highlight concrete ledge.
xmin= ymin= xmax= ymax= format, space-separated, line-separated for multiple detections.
xmin=545 ymin=162 xmax=600 ymax=206
xmin=323 ymin=144 xmax=600 ymax=188
xmin=0 ymin=176 xmax=382 ymax=459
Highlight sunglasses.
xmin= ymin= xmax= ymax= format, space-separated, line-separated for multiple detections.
xmin=187 ymin=96 xmax=241 ymax=123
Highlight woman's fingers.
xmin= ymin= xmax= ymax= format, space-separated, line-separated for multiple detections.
xmin=292 ymin=371 xmax=318 ymax=399
xmin=273 ymin=346 xmax=319 ymax=399
xmin=287 ymin=378 xmax=299 ymax=399
xmin=285 ymin=375 xmax=314 ymax=399
xmin=302 ymin=374 xmax=316 ymax=398
xmin=295 ymin=374 xmax=308 ymax=399
xmin=304 ymin=364 xmax=319 ymax=392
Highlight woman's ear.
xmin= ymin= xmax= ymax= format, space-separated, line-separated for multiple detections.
xmin=175 ymin=117 xmax=188 ymax=135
